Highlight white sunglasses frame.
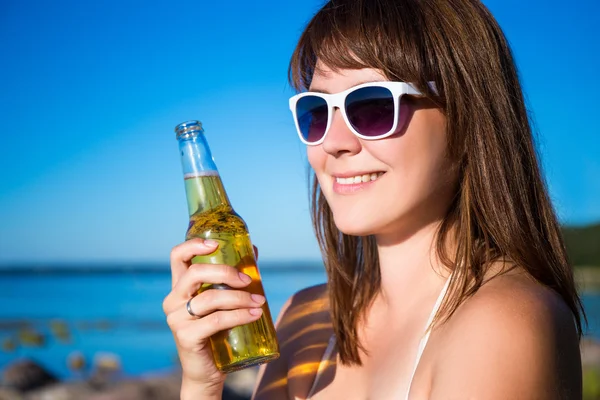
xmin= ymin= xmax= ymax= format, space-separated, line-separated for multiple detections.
xmin=289 ymin=81 xmax=437 ymax=146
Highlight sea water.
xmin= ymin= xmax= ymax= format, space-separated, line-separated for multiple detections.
xmin=0 ymin=262 xmax=326 ymax=379
xmin=1 ymin=264 xmax=598 ymax=380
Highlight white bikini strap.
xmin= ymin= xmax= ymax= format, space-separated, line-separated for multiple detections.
xmin=306 ymin=334 xmax=337 ymax=399
xmin=404 ymin=274 xmax=453 ymax=400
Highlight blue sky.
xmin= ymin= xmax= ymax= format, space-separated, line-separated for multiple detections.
xmin=0 ymin=0 xmax=598 ymax=265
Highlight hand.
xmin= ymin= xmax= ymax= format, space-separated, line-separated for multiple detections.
xmin=162 ymin=238 xmax=265 ymax=396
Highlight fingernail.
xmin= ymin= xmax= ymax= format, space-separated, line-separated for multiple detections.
xmin=204 ymin=240 xmax=218 ymax=247
xmin=239 ymin=272 xmax=252 ymax=284
xmin=249 ymin=308 xmax=263 ymax=316
xmin=251 ymin=294 xmax=265 ymax=304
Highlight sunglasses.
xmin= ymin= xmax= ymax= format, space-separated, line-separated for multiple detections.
xmin=289 ymin=81 xmax=436 ymax=145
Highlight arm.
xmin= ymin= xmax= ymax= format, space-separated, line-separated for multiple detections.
xmin=429 ymin=278 xmax=581 ymax=399
xmin=181 ymin=379 xmax=223 ymax=400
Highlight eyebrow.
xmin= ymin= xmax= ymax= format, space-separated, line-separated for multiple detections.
xmin=308 ymin=79 xmax=384 ymax=94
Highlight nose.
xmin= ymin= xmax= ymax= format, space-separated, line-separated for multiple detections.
xmin=321 ymin=107 xmax=361 ymax=157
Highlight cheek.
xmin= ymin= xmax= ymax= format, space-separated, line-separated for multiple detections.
xmin=306 ymin=147 xmax=325 ymax=172
xmin=373 ymin=109 xmax=450 ymax=193
xmin=390 ymin=109 xmax=447 ymax=167
xmin=306 ymin=146 xmax=335 ymax=202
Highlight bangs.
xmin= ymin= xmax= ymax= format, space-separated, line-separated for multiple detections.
xmin=289 ymin=0 xmax=439 ymax=94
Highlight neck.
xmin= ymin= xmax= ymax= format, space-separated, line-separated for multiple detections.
xmin=375 ymin=219 xmax=454 ymax=306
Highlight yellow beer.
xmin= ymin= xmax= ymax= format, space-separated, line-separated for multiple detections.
xmin=176 ymin=121 xmax=279 ymax=372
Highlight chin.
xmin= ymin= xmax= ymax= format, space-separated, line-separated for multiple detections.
xmin=331 ymin=213 xmax=383 ymax=237
xmin=330 ymin=205 xmax=422 ymax=240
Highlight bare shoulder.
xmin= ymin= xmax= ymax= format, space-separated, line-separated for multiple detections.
xmin=272 ymin=282 xmax=330 ymax=333
xmin=431 ymin=267 xmax=581 ymax=400
xmin=274 ymin=282 xmax=331 ymax=353
xmin=281 ymin=282 xmax=329 ymax=316
xmin=253 ymin=283 xmax=331 ymax=400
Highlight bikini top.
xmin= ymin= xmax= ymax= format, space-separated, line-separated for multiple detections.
xmin=306 ymin=274 xmax=452 ymax=400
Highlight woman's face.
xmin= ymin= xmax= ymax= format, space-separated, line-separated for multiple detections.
xmin=306 ymin=64 xmax=458 ymax=241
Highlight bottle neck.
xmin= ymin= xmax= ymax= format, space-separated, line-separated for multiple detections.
xmin=179 ymin=133 xmax=231 ymax=216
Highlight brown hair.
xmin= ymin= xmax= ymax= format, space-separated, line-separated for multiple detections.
xmin=289 ymin=0 xmax=586 ymax=366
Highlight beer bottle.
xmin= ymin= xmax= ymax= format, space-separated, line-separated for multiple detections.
xmin=175 ymin=120 xmax=279 ymax=373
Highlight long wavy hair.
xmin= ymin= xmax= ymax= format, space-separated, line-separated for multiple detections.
xmin=288 ymin=0 xmax=586 ymax=366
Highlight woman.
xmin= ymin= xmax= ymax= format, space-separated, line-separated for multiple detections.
xmin=162 ymin=0 xmax=585 ymax=398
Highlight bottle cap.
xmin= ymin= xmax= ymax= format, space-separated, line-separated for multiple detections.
xmin=175 ymin=120 xmax=204 ymax=139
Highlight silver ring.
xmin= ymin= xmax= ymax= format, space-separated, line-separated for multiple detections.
xmin=186 ymin=298 xmax=200 ymax=318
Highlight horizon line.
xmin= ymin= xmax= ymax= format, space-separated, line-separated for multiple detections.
xmin=0 ymin=259 xmax=326 ymax=274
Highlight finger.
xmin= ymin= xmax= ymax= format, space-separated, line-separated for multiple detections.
xmin=176 ymin=308 xmax=264 ymax=349
xmin=170 ymin=238 xmax=218 ymax=288
xmin=188 ymin=289 xmax=266 ymax=319
xmin=163 ymin=263 xmax=253 ymax=313
xmin=165 ymin=290 xmax=265 ymax=329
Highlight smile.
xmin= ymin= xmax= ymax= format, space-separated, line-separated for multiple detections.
xmin=335 ymin=172 xmax=385 ymax=185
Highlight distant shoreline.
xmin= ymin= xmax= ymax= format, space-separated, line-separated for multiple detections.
xmin=575 ymin=266 xmax=600 ymax=293
xmin=2 ymin=264 xmax=598 ymax=293
xmin=0 ymin=261 xmax=326 ymax=275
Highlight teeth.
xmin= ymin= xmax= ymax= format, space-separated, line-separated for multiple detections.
xmin=336 ymin=172 xmax=384 ymax=185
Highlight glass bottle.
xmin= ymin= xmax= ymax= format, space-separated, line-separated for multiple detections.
xmin=175 ymin=120 xmax=279 ymax=373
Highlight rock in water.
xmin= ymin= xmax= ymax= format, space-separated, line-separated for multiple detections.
xmin=49 ymin=319 xmax=72 ymax=344
xmin=88 ymin=352 xmax=122 ymax=390
xmin=1 ymin=338 xmax=17 ymax=353
xmin=1 ymin=359 xmax=58 ymax=392
xmin=67 ymin=351 xmax=87 ymax=373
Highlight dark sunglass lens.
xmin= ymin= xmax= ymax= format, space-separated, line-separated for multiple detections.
xmin=296 ymin=96 xmax=328 ymax=143
xmin=345 ymin=86 xmax=395 ymax=137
